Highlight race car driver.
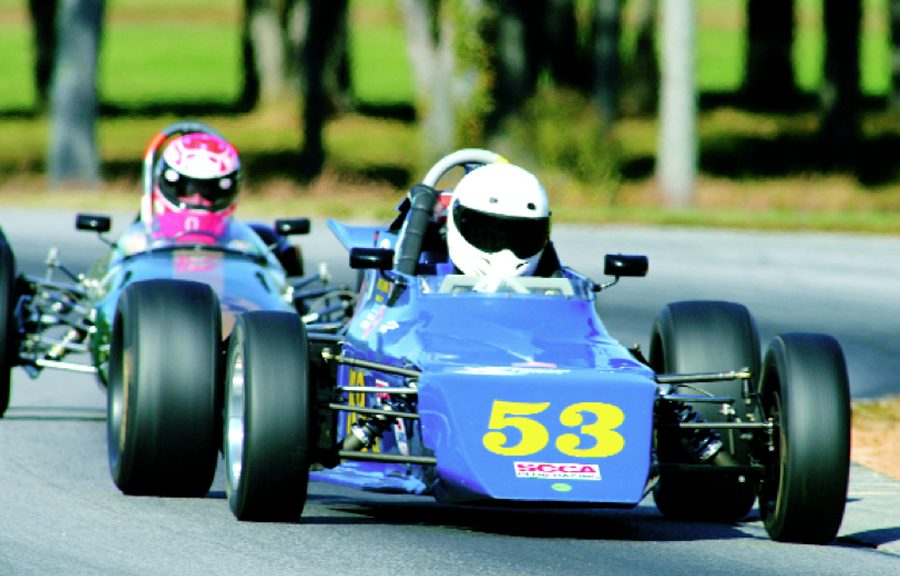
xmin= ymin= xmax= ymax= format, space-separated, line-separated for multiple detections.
xmin=143 ymin=130 xmax=242 ymax=243
xmin=445 ymin=162 xmax=558 ymax=277
xmin=118 ymin=130 xmax=258 ymax=255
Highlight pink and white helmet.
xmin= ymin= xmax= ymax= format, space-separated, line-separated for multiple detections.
xmin=148 ymin=132 xmax=241 ymax=241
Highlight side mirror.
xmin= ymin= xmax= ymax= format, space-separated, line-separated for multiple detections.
xmin=350 ymin=247 xmax=395 ymax=270
xmin=275 ymin=218 xmax=311 ymax=236
xmin=75 ymin=213 xmax=111 ymax=233
xmin=604 ymin=254 xmax=648 ymax=278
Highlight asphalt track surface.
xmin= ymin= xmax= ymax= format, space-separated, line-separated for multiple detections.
xmin=0 ymin=208 xmax=897 ymax=575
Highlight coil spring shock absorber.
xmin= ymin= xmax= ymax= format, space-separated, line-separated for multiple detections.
xmin=342 ymin=398 xmax=411 ymax=452
xmin=677 ymin=406 xmax=724 ymax=462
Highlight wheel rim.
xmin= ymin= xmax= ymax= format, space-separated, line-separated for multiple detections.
xmin=760 ymin=388 xmax=784 ymax=521
xmin=108 ymin=322 xmax=132 ymax=469
xmin=225 ymin=345 xmax=246 ymax=498
xmin=108 ymin=368 xmax=123 ymax=457
xmin=118 ymin=346 xmax=134 ymax=453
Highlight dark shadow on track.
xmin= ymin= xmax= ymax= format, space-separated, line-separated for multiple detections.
xmin=3 ymin=406 xmax=105 ymax=422
xmin=296 ymin=489 xmax=762 ymax=543
xmin=839 ymin=526 xmax=900 ymax=550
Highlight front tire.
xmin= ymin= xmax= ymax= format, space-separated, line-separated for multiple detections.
xmin=650 ymin=300 xmax=761 ymax=522
xmin=225 ymin=311 xmax=312 ymax=522
xmin=757 ymin=333 xmax=850 ymax=543
xmin=107 ymin=280 xmax=221 ymax=496
xmin=0 ymin=237 xmax=16 ymax=417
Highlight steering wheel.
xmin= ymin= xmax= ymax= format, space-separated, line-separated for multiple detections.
xmin=141 ymin=121 xmax=228 ymax=197
xmin=421 ymin=148 xmax=506 ymax=189
xmin=394 ymin=149 xmax=506 ymax=275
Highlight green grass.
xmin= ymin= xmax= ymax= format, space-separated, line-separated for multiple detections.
xmin=350 ymin=0 xmax=415 ymax=105
xmin=795 ymin=0 xmax=890 ymax=95
xmin=1 ymin=0 xmax=894 ymax=110
xmin=100 ymin=23 xmax=241 ymax=105
xmin=690 ymin=0 xmax=889 ymax=95
xmin=0 ymin=25 xmax=34 ymax=109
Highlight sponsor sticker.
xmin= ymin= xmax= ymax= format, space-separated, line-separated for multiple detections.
xmin=514 ymin=461 xmax=602 ymax=481
xmin=393 ymin=418 xmax=410 ymax=456
xmin=360 ymin=305 xmax=386 ymax=338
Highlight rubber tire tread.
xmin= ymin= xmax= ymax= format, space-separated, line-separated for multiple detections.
xmin=758 ymin=333 xmax=850 ymax=544
xmin=107 ymin=279 xmax=221 ymax=496
xmin=226 ymin=311 xmax=311 ymax=522
xmin=650 ymin=300 xmax=761 ymax=522
xmin=0 ymin=238 xmax=15 ymax=417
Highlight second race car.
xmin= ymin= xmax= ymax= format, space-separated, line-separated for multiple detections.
xmin=0 ymin=121 xmax=351 ymax=497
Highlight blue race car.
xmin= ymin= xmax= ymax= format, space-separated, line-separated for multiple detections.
xmin=0 ymin=122 xmax=350 ymax=497
xmin=222 ymin=149 xmax=851 ymax=545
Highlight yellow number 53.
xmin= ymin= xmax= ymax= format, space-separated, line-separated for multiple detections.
xmin=482 ymin=400 xmax=625 ymax=458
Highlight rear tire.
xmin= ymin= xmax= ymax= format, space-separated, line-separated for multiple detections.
xmin=107 ymin=280 xmax=221 ymax=496
xmin=650 ymin=301 xmax=761 ymax=522
xmin=758 ymin=333 xmax=850 ymax=543
xmin=225 ymin=311 xmax=312 ymax=522
xmin=0 ymin=237 xmax=15 ymax=417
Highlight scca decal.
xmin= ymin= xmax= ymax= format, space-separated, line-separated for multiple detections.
xmin=483 ymin=400 xmax=625 ymax=458
xmin=514 ymin=461 xmax=601 ymax=481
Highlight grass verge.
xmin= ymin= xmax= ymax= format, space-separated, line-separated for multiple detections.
xmin=851 ymin=396 xmax=900 ymax=480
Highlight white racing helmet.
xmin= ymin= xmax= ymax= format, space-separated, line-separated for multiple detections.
xmin=446 ymin=163 xmax=550 ymax=276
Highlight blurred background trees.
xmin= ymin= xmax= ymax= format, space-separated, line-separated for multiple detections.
xmin=47 ymin=0 xmax=103 ymax=187
xmin=18 ymin=0 xmax=893 ymax=207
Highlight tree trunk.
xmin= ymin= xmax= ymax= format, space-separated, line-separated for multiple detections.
xmin=622 ymin=0 xmax=658 ymax=116
xmin=241 ymin=0 xmax=286 ymax=108
xmin=592 ymin=0 xmax=622 ymax=125
xmin=820 ymin=0 xmax=861 ymax=167
xmin=49 ymin=0 xmax=104 ymax=187
xmin=889 ymin=0 xmax=900 ymax=109
xmin=744 ymin=0 xmax=796 ymax=109
xmin=321 ymin=3 xmax=352 ymax=113
xmin=28 ymin=0 xmax=59 ymax=112
xmin=240 ymin=0 xmax=260 ymax=110
xmin=399 ymin=0 xmax=460 ymax=165
xmin=542 ymin=0 xmax=580 ymax=88
xmin=241 ymin=0 xmax=315 ymax=111
xmin=301 ymin=0 xmax=349 ymax=174
xmin=657 ymin=0 xmax=696 ymax=208
xmin=492 ymin=1 xmax=532 ymax=125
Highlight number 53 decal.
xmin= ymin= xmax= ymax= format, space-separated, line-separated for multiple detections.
xmin=482 ymin=400 xmax=625 ymax=458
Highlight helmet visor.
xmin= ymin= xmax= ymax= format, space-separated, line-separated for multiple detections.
xmin=452 ymin=201 xmax=549 ymax=259
xmin=158 ymin=164 xmax=239 ymax=211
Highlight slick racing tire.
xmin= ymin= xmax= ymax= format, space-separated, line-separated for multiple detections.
xmin=107 ymin=279 xmax=221 ymax=496
xmin=757 ymin=333 xmax=850 ymax=544
xmin=649 ymin=300 xmax=761 ymax=522
xmin=225 ymin=311 xmax=312 ymax=522
xmin=0 ymin=237 xmax=15 ymax=417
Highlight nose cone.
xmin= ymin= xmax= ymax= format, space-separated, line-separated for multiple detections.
xmin=418 ymin=368 xmax=657 ymax=505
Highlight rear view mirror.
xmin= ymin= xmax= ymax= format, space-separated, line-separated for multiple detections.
xmin=275 ymin=218 xmax=311 ymax=236
xmin=75 ymin=213 xmax=111 ymax=233
xmin=604 ymin=254 xmax=648 ymax=278
xmin=350 ymin=247 xmax=395 ymax=270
